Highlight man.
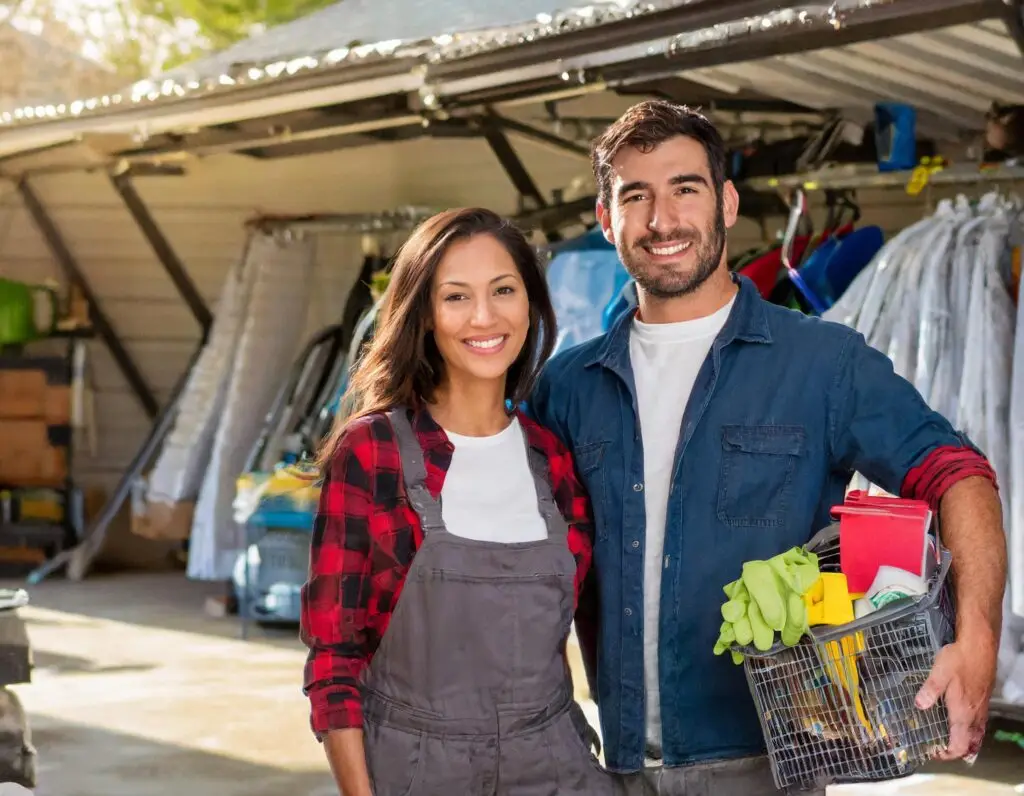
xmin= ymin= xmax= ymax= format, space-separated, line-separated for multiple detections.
xmin=529 ymin=100 xmax=1006 ymax=795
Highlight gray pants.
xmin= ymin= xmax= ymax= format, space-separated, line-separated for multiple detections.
xmin=613 ymin=755 xmax=826 ymax=796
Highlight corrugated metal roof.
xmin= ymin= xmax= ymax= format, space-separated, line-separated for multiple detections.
xmin=0 ymin=0 xmax=1017 ymax=154
xmin=157 ymin=0 xmax=594 ymax=83
xmin=682 ymin=20 xmax=1022 ymax=142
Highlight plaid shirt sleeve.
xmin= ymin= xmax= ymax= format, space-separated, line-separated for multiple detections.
xmin=522 ymin=412 xmax=595 ymax=603
xmin=901 ymin=443 xmax=998 ymax=509
xmin=300 ymin=415 xmax=395 ymax=739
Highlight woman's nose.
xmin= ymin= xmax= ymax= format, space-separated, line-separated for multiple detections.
xmin=470 ymin=297 xmax=497 ymax=326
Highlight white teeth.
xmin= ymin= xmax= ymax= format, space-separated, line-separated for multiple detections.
xmin=466 ymin=336 xmax=504 ymax=349
xmin=649 ymin=241 xmax=691 ymax=256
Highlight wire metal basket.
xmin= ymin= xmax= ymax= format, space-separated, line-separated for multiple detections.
xmin=736 ymin=523 xmax=955 ymax=792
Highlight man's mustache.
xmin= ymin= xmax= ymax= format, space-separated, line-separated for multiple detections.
xmin=635 ymin=229 xmax=700 ymax=248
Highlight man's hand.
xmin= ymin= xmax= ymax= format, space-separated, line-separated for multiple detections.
xmin=912 ymin=475 xmax=1005 ymax=762
xmin=915 ymin=635 xmax=996 ymax=761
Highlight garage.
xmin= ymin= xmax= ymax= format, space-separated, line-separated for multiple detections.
xmin=0 ymin=0 xmax=1021 ymax=793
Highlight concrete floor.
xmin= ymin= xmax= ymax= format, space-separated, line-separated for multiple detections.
xmin=3 ymin=571 xmax=1022 ymax=795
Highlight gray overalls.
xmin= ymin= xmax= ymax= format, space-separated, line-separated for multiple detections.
xmin=359 ymin=408 xmax=618 ymax=796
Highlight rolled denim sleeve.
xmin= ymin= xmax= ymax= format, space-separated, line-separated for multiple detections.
xmin=827 ymin=330 xmax=987 ymax=498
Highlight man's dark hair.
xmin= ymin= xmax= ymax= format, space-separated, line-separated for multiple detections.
xmin=590 ymin=100 xmax=728 ymax=207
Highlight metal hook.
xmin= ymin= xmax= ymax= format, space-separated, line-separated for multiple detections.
xmin=780 ymin=188 xmax=806 ymax=274
xmin=781 ymin=188 xmax=828 ymax=315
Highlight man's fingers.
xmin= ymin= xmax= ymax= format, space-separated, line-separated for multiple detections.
xmin=933 ymin=674 xmax=976 ymax=760
xmin=943 ymin=720 xmax=972 ymax=759
xmin=916 ymin=651 xmax=954 ymax=710
xmin=963 ymin=724 xmax=986 ymax=764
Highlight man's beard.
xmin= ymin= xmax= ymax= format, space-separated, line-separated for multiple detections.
xmin=620 ymin=201 xmax=727 ymax=300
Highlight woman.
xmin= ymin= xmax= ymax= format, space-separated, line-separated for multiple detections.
xmin=300 ymin=207 xmax=613 ymax=796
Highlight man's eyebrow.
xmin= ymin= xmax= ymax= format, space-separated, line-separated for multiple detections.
xmin=618 ymin=174 xmax=709 ymax=199
xmin=669 ymin=173 xmax=709 ymax=187
xmin=618 ymin=180 xmax=649 ymax=198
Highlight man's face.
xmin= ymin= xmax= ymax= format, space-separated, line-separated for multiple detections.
xmin=598 ymin=135 xmax=739 ymax=299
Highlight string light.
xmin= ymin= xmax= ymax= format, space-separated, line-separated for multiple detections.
xmin=0 ymin=0 xmax=900 ymax=129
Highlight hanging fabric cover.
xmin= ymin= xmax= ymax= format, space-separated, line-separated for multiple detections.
xmin=187 ymin=231 xmax=317 ymax=580
xmin=545 ymin=228 xmax=629 ymax=355
xmin=823 ymin=192 xmax=1023 ymax=705
xmin=145 ymin=233 xmax=262 ymax=509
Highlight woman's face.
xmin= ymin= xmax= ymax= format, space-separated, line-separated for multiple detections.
xmin=430 ymin=233 xmax=531 ymax=389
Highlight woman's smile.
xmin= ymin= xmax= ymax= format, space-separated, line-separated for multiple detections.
xmin=463 ymin=334 xmax=509 ymax=354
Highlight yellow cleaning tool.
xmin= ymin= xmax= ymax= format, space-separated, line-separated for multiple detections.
xmin=823 ymin=632 xmax=872 ymax=737
xmin=803 ymin=573 xmax=872 ymax=735
xmin=804 ymin=572 xmax=855 ymax=626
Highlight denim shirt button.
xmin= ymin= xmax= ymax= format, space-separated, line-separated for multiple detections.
xmin=631 ymin=540 xmax=640 ymax=549
xmin=633 ymin=482 xmax=644 ymax=492
xmin=624 ymin=607 xmax=633 ymax=616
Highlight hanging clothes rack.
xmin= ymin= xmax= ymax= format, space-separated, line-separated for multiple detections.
xmin=820 ymin=188 xmax=1024 ymax=719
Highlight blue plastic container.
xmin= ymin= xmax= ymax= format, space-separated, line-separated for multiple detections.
xmin=874 ymin=103 xmax=917 ymax=172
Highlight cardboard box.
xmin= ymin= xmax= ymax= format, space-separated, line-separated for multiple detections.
xmin=0 ymin=371 xmax=69 ymax=424
xmin=0 ymin=371 xmax=46 ymax=419
xmin=130 ymin=493 xmax=195 ymax=541
xmin=0 ymin=420 xmax=67 ymax=486
xmin=43 ymin=385 xmax=71 ymax=424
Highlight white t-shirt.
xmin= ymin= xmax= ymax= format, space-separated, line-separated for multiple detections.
xmin=440 ymin=417 xmax=548 ymax=543
xmin=629 ymin=297 xmax=735 ymax=753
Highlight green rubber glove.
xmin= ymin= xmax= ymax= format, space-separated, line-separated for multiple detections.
xmin=742 ymin=560 xmax=788 ymax=632
xmin=721 ymin=580 xmax=750 ymax=623
xmin=748 ymin=600 xmax=774 ymax=651
xmin=780 ymin=591 xmax=808 ymax=647
xmin=715 ymin=547 xmax=820 ymax=663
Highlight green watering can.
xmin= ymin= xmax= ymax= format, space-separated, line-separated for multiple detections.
xmin=0 ymin=276 xmax=59 ymax=346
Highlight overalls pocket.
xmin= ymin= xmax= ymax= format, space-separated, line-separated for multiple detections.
xmin=364 ymin=720 xmax=426 ymax=796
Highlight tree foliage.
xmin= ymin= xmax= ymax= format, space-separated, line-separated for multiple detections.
xmin=132 ymin=0 xmax=338 ymax=58
xmin=2 ymin=0 xmax=339 ymax=79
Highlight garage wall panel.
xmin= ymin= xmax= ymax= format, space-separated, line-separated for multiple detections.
xmin=3 ymin=144 xmax=406 ymax=491
xmin=89 ymin=340 xmax=199 ymax=394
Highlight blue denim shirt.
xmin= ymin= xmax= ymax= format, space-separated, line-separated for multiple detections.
xmin=529 ymin=274 xmax=971 ymax=772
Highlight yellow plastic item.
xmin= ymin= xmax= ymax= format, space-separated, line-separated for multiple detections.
xmin=801 ymin=574 xmax=873 ymax=736
xmin=823 ymin=631 xmax=873 ymax=737
xmin=803 ymin=573 xmax=855 ymax=626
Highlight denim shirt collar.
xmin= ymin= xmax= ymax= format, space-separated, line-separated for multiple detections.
xmin=585 ymin=273 xmax=771 ymax=374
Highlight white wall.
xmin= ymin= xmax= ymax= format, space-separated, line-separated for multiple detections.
xmin=0 ymin=108 xmax=982 ymax=495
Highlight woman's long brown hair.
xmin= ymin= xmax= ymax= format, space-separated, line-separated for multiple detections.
xmin=316 ymin=207 xmax=558 ymax=469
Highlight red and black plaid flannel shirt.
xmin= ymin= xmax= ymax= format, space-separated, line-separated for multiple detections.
xmin=902 ymin=444 xmax=998 ymax=507
xmin=300 ymin=406 xmax=594 ymax=739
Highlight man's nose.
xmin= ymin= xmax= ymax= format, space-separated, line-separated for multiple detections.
xmin=647 ymin=195 xmax=675 ymax=233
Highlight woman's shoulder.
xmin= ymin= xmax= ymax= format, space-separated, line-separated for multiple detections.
xmin=325 ymin=411 xmax=400 ymax=465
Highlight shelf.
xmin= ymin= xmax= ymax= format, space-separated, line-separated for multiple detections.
xmin=741 ymin=162 xmax=1024 ymax=192
xmin=0 ymin=523 xmax=68 ymax=549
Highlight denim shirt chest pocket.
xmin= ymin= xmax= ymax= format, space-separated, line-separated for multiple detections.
xmin=716 ymin=424 xmax=807 ymax=528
